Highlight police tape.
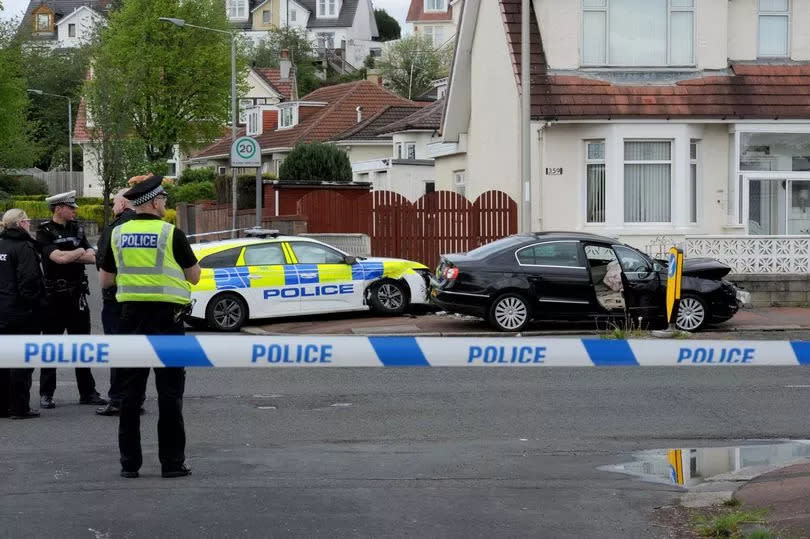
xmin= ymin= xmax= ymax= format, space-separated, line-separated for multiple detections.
xmin=1 ymin=335 xmax=809 ymax=368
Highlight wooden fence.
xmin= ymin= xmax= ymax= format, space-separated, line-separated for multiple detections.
xmin=177 ymin=189 xmax=518 ymax=267
xmin=33 ymin=171 xmax=84 ymax=196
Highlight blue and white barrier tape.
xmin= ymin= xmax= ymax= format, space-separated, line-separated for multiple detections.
xmin=0 ymin=336 xmax=808 ymax=368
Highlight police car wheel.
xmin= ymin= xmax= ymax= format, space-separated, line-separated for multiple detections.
xmin=369 ymin=280 xmax=407 ymax=315
xmin=675 ymin=294 xmax=708 ymax=332
xmin=206 ymin=293 xmax=248 ymax=332
xmin=488 ymin=293 xmax=531 ymax=332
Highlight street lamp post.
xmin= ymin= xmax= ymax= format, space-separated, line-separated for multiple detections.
xmin=27 ymin=89 xmax=72 ymax=173
xmin=160 ymin=17 xmax=239 ymax=239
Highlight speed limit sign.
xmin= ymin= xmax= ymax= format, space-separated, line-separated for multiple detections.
xmin=230 ymin=136 xmax=261 ymax=167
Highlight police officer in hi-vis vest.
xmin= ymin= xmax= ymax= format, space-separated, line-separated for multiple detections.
xmin=38 ymin=191 xmax=106 ymax=409
xmin=99 ymin=176 xmax=201 ymax=479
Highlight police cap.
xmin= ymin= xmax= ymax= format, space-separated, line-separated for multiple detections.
xmin=45 ymin=190 xmax=79 ymax=209
xmin=123 ymin=175 xmax=166 ymax=206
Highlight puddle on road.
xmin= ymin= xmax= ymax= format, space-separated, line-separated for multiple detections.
xmin=600 ymin=440 xmax=810 ymax=488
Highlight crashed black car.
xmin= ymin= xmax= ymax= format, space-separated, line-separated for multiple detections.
xmin=430 ymin=232 xmax=747 ymax=332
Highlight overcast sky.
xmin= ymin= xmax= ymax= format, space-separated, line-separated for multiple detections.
xmin=0 ymin=0 xmax=412 ymax=29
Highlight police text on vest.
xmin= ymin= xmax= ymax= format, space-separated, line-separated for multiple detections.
xmin=120 ymin=233 xmax=159 ymax=248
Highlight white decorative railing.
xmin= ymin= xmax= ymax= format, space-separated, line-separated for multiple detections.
xmin=685 ymin=235 xmax=810 ymax=273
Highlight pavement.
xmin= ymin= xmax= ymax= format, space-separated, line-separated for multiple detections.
xmin=735 ymin=462 xmax=810 ymax=536
xmin=244 ymin=305 xmax=810 ymax=336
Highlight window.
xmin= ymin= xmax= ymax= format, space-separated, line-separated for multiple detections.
xmin=624 ymin=141 xmax=671 ymax=223
xmin=689 ymin=140 xmax=699 ymax=224
xmin=279 ymin=106 xmax=295 ymax=128
xmin=586 ymin=140 xmax=605 ymax=223
xmin=290 ymin=9 xmax=297 ymax=21
xmin=289 ymin=242 xmax=345 ymax=264
xmin=425 ymin=181 xmax=436 ymax=194
xmin=317 ymin=32 xmax=335 ymax=48
xmin=612 ymin=245 xmax=651 ymax=273
xmin=68 ymin=24 xmax=76 ymax=37
xmin=36 ymin=13 xmax=52 ymax=32
xmin=422 ymin=25 xmax=444 ymax=47
xmin=759 ymin=0 xmax=790 ymax=57
xmin=453 ymin=170 xmax=465 ymax=197
xmin=262 ymin=9 xmax=272 ymax=24
xmin=244 ymin=244 xmax=286 ymax=265
xmin=238 ymin=98 xmax=253 ymax=124
xmin=227 ymin=0 xmax=248 ymax=19
xmin=395 ymin=143 xmax=402 ymax=159
xmin=740 ymin=132 xmax=810 ymax=172
xmin=200 ymin=247 xmax=242 ymax=269
xmin=425 ymin=0 xmax=446 ymax=12
xmin=582 ymin=0 xmax=694 ymax=66
xmin=218 ymin=166 xmax=227 ymax=176
xmin=516 ymin=242 xmax=582 ymax=267
xmin=318 ymin=0 xmax=338 ymax=17
xmin=748 ymin=179 xmax=810 ymax=235
xmin=406 ymin=142 xmax=416 ymax=160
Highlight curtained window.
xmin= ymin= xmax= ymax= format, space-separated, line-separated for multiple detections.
xmin=582 ymin=0 xmax=694 ymax=66
xmin=624 ymin=141 xmax=671 ymax=223
xmin=759 ymin=0 xmax=790 ymax=57
xmin=586 ymin=141 xmax=606 ymax=223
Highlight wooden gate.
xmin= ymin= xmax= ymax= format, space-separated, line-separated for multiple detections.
xmin=297 ymin=190 xmax=373 ymax=233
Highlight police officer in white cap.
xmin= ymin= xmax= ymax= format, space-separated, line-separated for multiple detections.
xmin=37 ymin=191 xmax=106 ymax=409
xmin=99 ymin=176 xmax=200 ymax=479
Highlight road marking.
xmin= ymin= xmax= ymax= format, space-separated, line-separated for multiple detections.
xmin=785 ymin=385 xmax=810 ymax=388
xmin=330 ymin=403 xmax=353 ymax=407
xmin=257 ymin=406 xmax=277 ymax=410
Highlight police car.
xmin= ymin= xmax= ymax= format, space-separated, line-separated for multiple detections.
xmin=187 ymin=233 xmax=431 ymax=331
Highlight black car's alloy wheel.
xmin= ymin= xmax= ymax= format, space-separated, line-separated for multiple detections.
xmin=488 ymin=293 xmax=531 ymax=332
xmin=206 ymin=293 xmax=248 ymax=332
xmin=676 ymin=294 xmax=708 ymax=332
xmin=369 ymin=280 xmax=407 ymax=315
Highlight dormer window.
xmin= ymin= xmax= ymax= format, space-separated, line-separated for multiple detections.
xmin=278 ymin=104 xmax=297 ymax=129
xmin=424 ymin=0 xmax=446 ymax=12
xmin=227 ymin=0 xmax=248 ymax=21
xmin=318 ymin=0 xmax=339 ymax=18
xmin=32 ymin=6 xmax=54 ymax=33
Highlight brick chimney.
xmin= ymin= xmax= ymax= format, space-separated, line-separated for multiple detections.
xmin=366 ymin=68 xmax=382 ymax=86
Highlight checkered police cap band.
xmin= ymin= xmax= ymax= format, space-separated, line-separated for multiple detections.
xmin=131 ymin=186 xmax=165 ymax=206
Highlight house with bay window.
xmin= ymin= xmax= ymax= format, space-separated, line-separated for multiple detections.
xmin=225 ymin=0 xmax=380 ymax=67
xmin=435 ymin=0 xmax=810 ymax=276
xmin=406 ymin=0 xmax=463 ymax=48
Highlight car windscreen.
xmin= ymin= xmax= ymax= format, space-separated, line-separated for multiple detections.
xmin=464 ymin=236 xmax=527 ymax=259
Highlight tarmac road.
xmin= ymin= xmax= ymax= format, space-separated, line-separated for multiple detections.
xmin=3 ymin=267 xmax=807 ymax=537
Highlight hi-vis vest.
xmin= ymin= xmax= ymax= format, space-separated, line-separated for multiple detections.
xmin=111 ymin=219 xmax=190 ymax=305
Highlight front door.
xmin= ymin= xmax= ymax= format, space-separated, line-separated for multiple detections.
xmin=241 ymin=242 xmax=300 ymax=317
xmin=611 ymin=244 xmax=663 ymax=325
xmin=286 ymin=241 xmax=360 ymax=312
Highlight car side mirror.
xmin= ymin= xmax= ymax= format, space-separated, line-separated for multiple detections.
xmin=343 ymin=255 xmax=357 ymax=265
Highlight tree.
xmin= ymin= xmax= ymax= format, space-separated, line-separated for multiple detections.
xmin=250 ymin=27 xmax=320 ymax=96
xmin=374 ymin=9 xmax=401 ymax=42
xmin=92 ymin=0 xmax=246 ymax=163
xmin=278 ymin=143 xmax=352 ymax=183
xmin=376 ymin=35 xmax=450 ymax=99
xmin=0 ymin=21 xmax=39 ymax=171
xmin=23 ymin=45 xmax=91 ymax=171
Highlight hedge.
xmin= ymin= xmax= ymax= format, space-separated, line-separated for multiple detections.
xmin=166 ymin=181 xmax=216 ymax=207
xmin=0 ymin=200 xmax=106 ymax=228
xmin=179 ymin=167 xmax=216 ymax=185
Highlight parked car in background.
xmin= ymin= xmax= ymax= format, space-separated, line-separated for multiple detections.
xmin=187 ymin=234 xmax=431 ymax=331
xmin=430 ymin=232 xmax=747 ymax=332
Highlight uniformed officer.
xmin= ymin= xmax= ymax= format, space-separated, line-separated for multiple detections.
xmin=99 ymin=176 xmax=201 ymax=479
xmin=37 ymin=191 xmax=106 ymax=409
xmin=95 ymin=187 xmax=142 ymax=416
xmin=0 ymin=209 xmax=44 ymax=420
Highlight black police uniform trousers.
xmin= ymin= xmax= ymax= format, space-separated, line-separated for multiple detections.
xmin=39 ymin=292 xmax=97 ymax=399
xmin=117 ymin=302 xmax=186 ymax=473
xmin=0 ymin=323 xmax=37 ymax=416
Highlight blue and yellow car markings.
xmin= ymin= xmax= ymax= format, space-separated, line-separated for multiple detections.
xmin=213 ymin=267 xmax=251 ymax=290
xmin=352 ymin=261 xmax=384 ymax=281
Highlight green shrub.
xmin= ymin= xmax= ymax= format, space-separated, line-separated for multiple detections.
xmin=75 ymin=205 xmax=105 ymax=228
xmin=278 ymin=142 xmax=352 ymax=183
xmin=167 ymin=181 xmax=216 ymax=207
xmin=179 ymin=167 xmax=216 ymax=185
xmin=0 ymin=200 xmax=51 ymax=219
xmin=11 ymin=194 xmax=47 ymax=201
xmin=76 ymin=197 xmax=103 ymax=205
xmin=17 ymin=177 xmax=48 ymax=195
xmin=0 ymin=176 xmax=20 ymax=194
